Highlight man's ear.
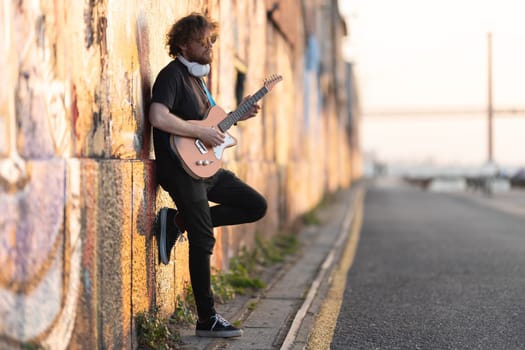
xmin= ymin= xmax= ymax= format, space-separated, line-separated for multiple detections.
xmin=179 ymin=43 xmax=188 ymax=56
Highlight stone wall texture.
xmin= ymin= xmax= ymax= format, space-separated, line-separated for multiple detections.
xmin=0 ymin=0 xmax=361 ymax=348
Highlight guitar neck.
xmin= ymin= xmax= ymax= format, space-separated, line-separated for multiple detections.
xmin=218 ymin=86 xmax=269 ymax=132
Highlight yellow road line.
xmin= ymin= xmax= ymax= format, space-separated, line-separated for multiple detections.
xmin=306 ymin=187 xmax=365 ymax=350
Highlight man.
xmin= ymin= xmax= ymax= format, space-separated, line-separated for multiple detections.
xmin=148 ymin=12 xmax=267 ymax=338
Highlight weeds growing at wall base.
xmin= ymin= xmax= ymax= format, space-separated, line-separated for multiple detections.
xmin=169 ymin=232 xmax=300 ymax=324
xmin=136 ymin=307 xmax=180 ymax=350
xmin=302 ymin=192 xmax=335 ymax=225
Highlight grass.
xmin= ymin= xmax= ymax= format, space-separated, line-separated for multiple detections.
xmin=136 ymin=308 xmax=180 ymax=350
xmin=21 ymin=343 xmax=45 ymax=350
xmin=302 ymin=192 xmax=335 ymax=226
xmin=170 ymin=293 xmax=196 ymax=325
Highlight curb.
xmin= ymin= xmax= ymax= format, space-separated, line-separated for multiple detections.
xmin=280 ymin=188 xmax=358 ymax=349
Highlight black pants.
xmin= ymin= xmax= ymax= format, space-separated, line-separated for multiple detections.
xmin=161 ymin=167 xmax=267 ymax=320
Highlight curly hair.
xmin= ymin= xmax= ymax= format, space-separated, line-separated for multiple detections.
xmin=166 ymin=12 xmax=219 ymax=58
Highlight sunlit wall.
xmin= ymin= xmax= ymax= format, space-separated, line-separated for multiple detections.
xmin=0 ymin=0 xmax=357 ymax=348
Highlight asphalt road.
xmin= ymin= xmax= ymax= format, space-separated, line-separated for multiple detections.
xmin=331 ymin=184 xmax=525 ymax=350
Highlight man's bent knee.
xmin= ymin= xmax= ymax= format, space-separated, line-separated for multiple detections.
xmin=250 ymin=195 xmax=267 ymax=222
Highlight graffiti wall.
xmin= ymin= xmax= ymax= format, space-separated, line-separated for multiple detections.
xmin=0 ymin=0 xmax=358 ymax=348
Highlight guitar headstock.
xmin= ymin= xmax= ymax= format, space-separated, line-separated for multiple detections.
xmin=263 ymin=74 xmax=283 ymax=92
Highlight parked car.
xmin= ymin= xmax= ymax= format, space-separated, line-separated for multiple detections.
xmin=510 ymin=168 xmax=525 ymax=188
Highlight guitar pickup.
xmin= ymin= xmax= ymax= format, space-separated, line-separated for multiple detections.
xmin=195 ymin=139 xmax=208 ymax=154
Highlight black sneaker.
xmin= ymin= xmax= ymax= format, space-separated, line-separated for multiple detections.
xmin=155 ymin=207 xmax=183 ymax=265
xmin=195 ymin=314 xmax=243 ymax=338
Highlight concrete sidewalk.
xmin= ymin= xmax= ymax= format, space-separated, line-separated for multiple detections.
xmin=177 ymin=184 xmax=361 ymax=350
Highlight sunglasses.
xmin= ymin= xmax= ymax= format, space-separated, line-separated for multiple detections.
xmin=193 ymin=34 xmax=218 ymax=47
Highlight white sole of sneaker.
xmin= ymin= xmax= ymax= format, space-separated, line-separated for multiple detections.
xmin=195 ymin=329 xmax=243 ymax=338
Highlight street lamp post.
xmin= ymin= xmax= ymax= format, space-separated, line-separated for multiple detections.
xmin=487 ymin=31 xmax=493 ymax=164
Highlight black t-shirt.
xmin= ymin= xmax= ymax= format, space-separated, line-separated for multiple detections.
xmin=151 ymin=59 xmax=212 ymax=184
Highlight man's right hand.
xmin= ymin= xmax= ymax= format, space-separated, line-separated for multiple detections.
xmin=149 ymin=102 xmax=222 ymax=145
xmin=197 ymin=126 xmax=226 ymax=147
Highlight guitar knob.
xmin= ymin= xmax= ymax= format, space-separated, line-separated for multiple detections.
xmin=204 ymin=160 xmax=210 ymax=165
xmin=196 ymin=160 xmax=203 ymax=166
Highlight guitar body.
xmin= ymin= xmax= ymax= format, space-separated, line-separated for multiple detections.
xmin=170 ymin=105 xmax=237 ymax=179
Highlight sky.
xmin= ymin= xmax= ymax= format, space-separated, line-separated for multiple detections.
xmin=338 ymin=0 xmax=525 ymax=168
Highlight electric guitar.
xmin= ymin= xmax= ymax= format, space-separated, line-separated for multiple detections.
xmin=170 ymin=74 xmax=283 ymax=179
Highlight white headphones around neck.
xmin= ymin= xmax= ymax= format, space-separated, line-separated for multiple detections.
xmin=177 ymin=56 xmax=210 ymax=77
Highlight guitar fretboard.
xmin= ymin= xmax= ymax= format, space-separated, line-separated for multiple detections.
xmin=218 ymin=86 xmax=269 ymax=132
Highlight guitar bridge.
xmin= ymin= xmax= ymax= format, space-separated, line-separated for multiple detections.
xmin=195 ymin=139 xmax=208 ymax=154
